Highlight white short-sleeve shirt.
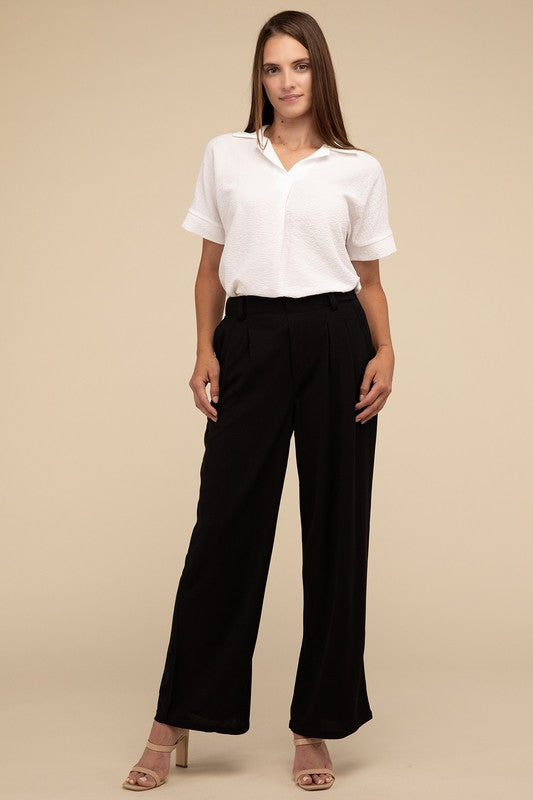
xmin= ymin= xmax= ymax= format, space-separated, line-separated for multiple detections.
xmin=181 ymin=123 xmax=397 ymax=297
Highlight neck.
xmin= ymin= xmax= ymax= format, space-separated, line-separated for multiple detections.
xmin=264 ymin=119 xmax=322 ymax=150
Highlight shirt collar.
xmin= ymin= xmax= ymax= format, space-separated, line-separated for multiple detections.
xmin=231 ymin=124 xmax=360 ymax=157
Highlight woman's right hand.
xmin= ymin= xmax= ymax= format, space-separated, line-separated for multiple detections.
xmin=189 ymin=346 xmax=220 ymax=422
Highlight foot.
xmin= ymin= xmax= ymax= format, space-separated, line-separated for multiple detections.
xmin=292 ymin=733 xmax=334 ymax=787
xmin=124 ymin=720 xmax=189 ymax=789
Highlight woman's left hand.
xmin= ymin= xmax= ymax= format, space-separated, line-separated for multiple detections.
xmin=355 ymin=345 xmax=394 ymax=424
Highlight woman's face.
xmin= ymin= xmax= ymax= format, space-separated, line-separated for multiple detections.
xmin=261 ymin=34 xmax=313 ymax=121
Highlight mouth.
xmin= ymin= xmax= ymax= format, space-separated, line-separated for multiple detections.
xmin=280 ymin=94 xmax=303 ymax=101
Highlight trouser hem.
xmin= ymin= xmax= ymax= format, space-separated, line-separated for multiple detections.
xmin=288 ymin=710 xmax=373 ymax=740
xmin=153 ymin=711 xmax=249 ymax=735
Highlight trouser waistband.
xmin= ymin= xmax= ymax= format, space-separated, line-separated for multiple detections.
xmin=225 ymin=289 xmax=356 ymax=320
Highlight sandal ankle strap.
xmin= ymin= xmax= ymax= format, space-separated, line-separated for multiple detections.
xmin=293 ymin=736 xmax=324 ymax=746
xmin=146 ymin=735 xmax=185 ymax=753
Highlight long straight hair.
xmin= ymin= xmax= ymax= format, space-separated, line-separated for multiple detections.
xmin=244 ymin=10 xmax=373 ymax=156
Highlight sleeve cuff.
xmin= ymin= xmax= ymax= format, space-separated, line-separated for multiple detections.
xmin=181 ymin=209 xmax=225 ymax=245
xmin=346 ymin=232 xmax=397 ymax=261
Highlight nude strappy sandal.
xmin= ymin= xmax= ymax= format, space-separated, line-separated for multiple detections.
xmin=122 ymin=731 xmax=189 ymax=791
xmin=293 ymin=736 xmax=336 ymax=791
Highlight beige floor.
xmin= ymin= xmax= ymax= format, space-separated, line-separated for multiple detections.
xmin=4 ymin=666 xmax=531 ymax=799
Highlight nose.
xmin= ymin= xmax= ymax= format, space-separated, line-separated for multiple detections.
xmin=279 ymin=71 xmax=296 ymax=92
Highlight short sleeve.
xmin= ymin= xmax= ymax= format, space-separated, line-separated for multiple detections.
xmin=346 ymin=161 xmax=397 ymax=260
xmin=181 ymin=140 xmax=225 ymax=244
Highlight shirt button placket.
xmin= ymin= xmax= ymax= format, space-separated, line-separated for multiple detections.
xmin=279 ymin=171 xmax=294 ymax=263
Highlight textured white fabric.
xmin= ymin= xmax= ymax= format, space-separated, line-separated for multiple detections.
xmin=181 ymin=123 xmax=397 ymax=297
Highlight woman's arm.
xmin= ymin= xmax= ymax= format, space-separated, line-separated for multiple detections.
xmin=189 ymin=239 xmax=226 ymax=422
xmin=353 ymin=259 xmax=394 ymax=356
xmin=351 ymin=259 xmax=394 ymax=424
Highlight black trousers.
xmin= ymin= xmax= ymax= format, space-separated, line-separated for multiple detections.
xmin=153 ymin=288 xmax=378 ymax=739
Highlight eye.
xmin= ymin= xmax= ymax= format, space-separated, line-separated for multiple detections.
xmin=264 ymin=63 xmax=310 ymax=75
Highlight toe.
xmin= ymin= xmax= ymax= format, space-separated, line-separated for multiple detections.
xmin=138 ymin=773 xmax=155 ymax=788
xmin=128 ymin=770 xmax=155 ymax=788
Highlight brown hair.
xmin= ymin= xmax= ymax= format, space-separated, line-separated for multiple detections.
xmin=244 ymin=10 xmax=373 ymax=155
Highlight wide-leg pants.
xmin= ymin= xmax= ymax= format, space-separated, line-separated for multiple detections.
xmin=153 ymin=288 xmax=378 ymax=739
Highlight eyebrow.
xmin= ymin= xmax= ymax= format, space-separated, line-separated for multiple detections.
xmin=262 ymin=58 xmax=310 ymax=67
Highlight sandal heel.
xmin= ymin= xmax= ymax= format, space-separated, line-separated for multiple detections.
xmin=175 ymin=731 xmax=189 ymax=768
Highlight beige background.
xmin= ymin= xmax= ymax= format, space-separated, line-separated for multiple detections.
xmin=1 ymin=1 xmax=532 ymax=797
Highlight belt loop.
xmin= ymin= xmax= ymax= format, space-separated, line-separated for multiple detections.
xmin=235 ymin=295 xmax=245 ymax=320
xmin=327 ymin=291 xmax=338 ymax=311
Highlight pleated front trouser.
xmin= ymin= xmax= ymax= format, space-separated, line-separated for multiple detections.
xmin=153 ymin=288 xmax=378 ymax=739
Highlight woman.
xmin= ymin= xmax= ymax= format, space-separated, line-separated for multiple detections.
xmin=123 ymin=9 xmax=397 ymax=793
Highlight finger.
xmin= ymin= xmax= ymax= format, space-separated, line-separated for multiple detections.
xmin=198 ymin=395 xmax=218 ymax=420
xmin=355 ymin=385 xmax=379 ymax=409
xmin=358 ymin=363 xmax=378 ymax=399
xmin=356 ymin=398 xmax=383 ymax=423
xmin=210 ymin=376 xmax=220 ymax=404
xmin=191 ymin=380 xmax=219 ymax=421
xmin=355 ymin=391 xmax=383 ymax=417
